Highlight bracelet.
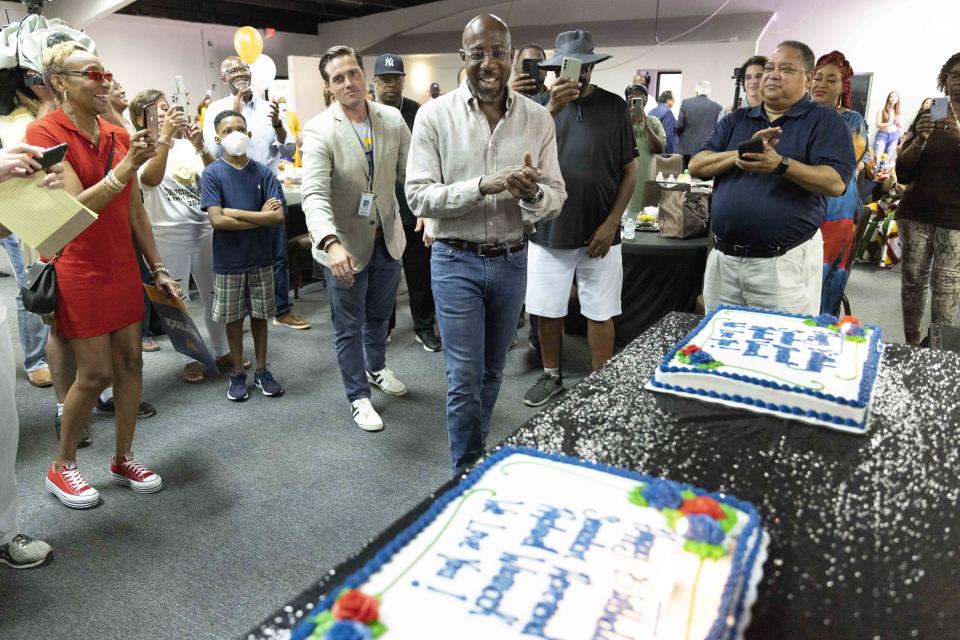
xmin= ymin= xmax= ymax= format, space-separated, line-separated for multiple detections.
xmin=157 ymin=138 xmax=171 ymax=147
xmin=150 ymin=263 xmax=170 ymax=278
xmin=322 ymin=237 xmax=339 ymax=252
xmin=105 ymin=169 xmax=127 ymax=190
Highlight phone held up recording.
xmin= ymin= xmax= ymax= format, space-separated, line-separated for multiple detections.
xmin=930 ymin=97 xmax=949 ymax=121
xmin=558 ymin=56 xmax=581 ymax=83
xmin=143 ymin=101 xmax=159 ymax=142
xmin=520 ymin=58 xmax=543 ymax=94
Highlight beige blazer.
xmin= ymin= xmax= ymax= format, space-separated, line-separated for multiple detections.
xmin=301 ymin=100 xmax=410 ymax=271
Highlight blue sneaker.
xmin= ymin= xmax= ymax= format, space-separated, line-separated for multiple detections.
xmin=255 ymin=367 xmax=284 ymax=397
xmin=227 ymin=372 xmax=249 ymax=402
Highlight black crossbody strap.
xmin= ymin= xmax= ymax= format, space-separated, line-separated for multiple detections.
xmin=103 ymin=131 xmax=115 ymax=177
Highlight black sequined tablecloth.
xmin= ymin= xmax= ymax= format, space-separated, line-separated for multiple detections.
xmin=249 ymin=313 xmax=960 ymax=640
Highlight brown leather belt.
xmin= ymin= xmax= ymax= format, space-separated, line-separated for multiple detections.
xmin=438 ymin=236 xmax=527 ymax=258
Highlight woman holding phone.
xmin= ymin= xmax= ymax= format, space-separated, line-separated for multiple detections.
xmin=896 ymin=52 xmax=960 ymax=344
xmin=130 ymin=89 xmax=242 ymax=383
xmin=27 ymin=41 xmax=178 ymax=509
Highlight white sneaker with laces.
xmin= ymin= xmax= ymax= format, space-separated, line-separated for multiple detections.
xmin=0 ymin=534 xmax=53 ymax=569
xmin=366 ymin=367 xmax=408 ymax=397
xmin=351 ymin=398 xmax=384 ymax=432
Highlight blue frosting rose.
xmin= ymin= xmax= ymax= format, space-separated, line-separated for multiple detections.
xmin=814 ymin=313 xmax=837 ymax=327
xmin=325 ymin=620 xmax=373 ymax=640
xmin=641 ymin=479 xmax=683 ymax=509
xmin=684 ymin=514 xmax=726 ymax=545
xmin=689 ymin=350 xmax=715 ymax=365
xmin=846 ymin=324 xmax=865 ymax=337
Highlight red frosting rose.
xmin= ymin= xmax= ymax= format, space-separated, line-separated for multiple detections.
xmin=838 ymin=315 xmax=861 ymax=327
xmin=680 ymin=496 xmax=724 ymax=520
xmin=680 ymin=345 xmax=701 ymax=355
xmin=331 ymin=589 xmax=379 ymax=624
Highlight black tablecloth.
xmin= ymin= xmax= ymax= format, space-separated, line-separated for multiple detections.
xmin=249 ymin=313 xmax=960 ymax=640
xmin=566 ymin=233 xmax=709 ymax=347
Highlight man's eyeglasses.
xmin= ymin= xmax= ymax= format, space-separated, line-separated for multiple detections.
xmin=223 ymin=65 xmax=251 ymax=77
xmin=62 ymin=69 xmax=113 ymax=83
xmin=462 ymin=49 xmax=509 ymax=62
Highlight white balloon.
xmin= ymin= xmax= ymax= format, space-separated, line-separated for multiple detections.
xmin=250 ymin=54 xmax=277 ymax=92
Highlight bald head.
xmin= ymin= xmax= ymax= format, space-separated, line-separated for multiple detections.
xmin=462 ymin=13 xmax=510 ymax=49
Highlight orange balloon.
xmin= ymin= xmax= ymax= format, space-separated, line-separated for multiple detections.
xmin=233 ymin=26 xmax=263 ymax=65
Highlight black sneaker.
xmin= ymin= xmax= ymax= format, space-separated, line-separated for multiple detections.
xmin=523 ymin=373 xmax=564 ymax=407
xmin=414 ymin=329 xmax=442 ymax=352
xmin=54 ymin=414 xmax=92 ymax=448
xmin=0 ymin=534 xmax=52 ymax=569
xmin=227 ymin=372 xmax=250 ymax=402
xmin=95 ymin=398 xmax=157 ymax=419
xmin=254 ymin=367 xmax=285 ymax=397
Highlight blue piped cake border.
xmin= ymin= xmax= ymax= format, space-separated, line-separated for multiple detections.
xmin=290 ymin=446 xmax=763 ymax=640
xmin=654 ymin=304 xmax=882 ymax=427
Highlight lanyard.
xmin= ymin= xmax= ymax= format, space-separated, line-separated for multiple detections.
xmin=352 ymin=119 xmax=374 ymax=190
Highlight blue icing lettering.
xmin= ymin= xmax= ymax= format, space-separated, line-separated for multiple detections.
xmin=742 ymin=340 xmax=767 ymax=358
xmin=566 ymin=511 xmax=619 ymax=561
xmin=593 ymin=588 xmax=655 ymax=639
xmin=721 ymin=321 xmax=746 ymax=329
xmin=805 ymin=350 xmax=836 ymax=373
xmin=522 ymin=506 xmax=575 ymax=555
xmin=425 ymin=583 xmax=468 ymax=602
xmin=774 ymin=345 xmax=798 ymax=365
xmin=459 ymin=519 xmax=506 ymax=551
xmin=436 ymin=554 xmax=482 ymax=580
xmin=522 ymin=567 xmax=591 ymax=639
xmin=470 ymin=552 xmax=543 ymax=626
xmin=484 ymin=499 xmax=524 ymax=516
xmin=779 ymin=330 xmax=797 ymax=346
xmin=714 ymin=338 xmax=741 ymax=350
xmin=804 ymin=331 xmax=831 ymax=346
xmin=613 ymin=525 xmax=656 ymax=561
xmin=749 ymin=326 xmax=775 ymax=341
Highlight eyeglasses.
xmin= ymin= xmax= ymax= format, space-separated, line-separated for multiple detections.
xmin=946 ymin=72 xmax=960 ymax=81
xmin=462 ymin=49 xmax=509 ymax=62
xmin=62 ymin=69 xmax=114 ymax=83
xmin=223 ymin=65 xmax=250 ymax=77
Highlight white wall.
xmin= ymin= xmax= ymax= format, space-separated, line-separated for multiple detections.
xmin=757 ymin=0 xmax=957 ymax=127
xmin=83 ymin=14 xmax=322 ymax=111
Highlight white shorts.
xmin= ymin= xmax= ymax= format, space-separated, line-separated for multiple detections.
xmin=526 ymin=243 xmax=623 ymax=321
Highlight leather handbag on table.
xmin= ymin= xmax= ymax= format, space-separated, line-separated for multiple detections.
xmin=20 ymin=258 xmax=57 ymax=316
xmin=657 ymin=182 xmax=709 ymax=239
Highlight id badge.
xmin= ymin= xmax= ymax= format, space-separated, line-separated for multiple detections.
xmin=357 ymin=191 xmax=375 ymax=217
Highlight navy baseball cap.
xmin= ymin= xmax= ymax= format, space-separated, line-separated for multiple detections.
xmin=374 ymin=54 xmax=405 ymax=76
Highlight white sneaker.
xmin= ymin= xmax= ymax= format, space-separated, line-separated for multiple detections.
xmin=351 ymin=398 xmax=384 ymax=431
xmin=0 ymin=534 xmax=52 ymax=569
xmin=366 ymin=367 xmax=408 ymax=397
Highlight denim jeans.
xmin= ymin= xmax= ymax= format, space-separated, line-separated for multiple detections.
xmin=0 ymin=234 xmax=48 ymax=372
xmin=272 ymin=221 xmax=292 ymax=318
xmin=323 ymin=238 xmax=402 ymax=402
xmin=874 ymin=130 xmax=900 ymax=160
xmin=431 ymin=240 xmax=527 ymax=475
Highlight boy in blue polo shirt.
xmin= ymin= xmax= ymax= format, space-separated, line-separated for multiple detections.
xmin=201 ymin=110 xmax=286 ymax=401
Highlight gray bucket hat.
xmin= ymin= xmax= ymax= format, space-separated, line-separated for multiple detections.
xmin=540 ymin=29 xmax=611 ymax=70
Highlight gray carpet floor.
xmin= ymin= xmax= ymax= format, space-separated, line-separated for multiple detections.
xmin=0 ymin=259 xmax=916 ymax=639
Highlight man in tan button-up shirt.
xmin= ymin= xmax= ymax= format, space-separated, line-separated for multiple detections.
xmin=406 ymin=13 xmax=566 ymax=475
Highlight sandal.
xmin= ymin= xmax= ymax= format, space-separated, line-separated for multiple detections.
xmin=142 ymin=339 xmax=161 ymax=352
xmin=181 ymin=362 xmax=205 ymax=384
xmin=215 ymin=355 xmax=251 ymax=371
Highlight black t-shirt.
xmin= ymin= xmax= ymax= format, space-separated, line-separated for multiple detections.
xmin=532 ymin=87 xmax=638 ymax=249
xmin=396 ymin=97 xmax=420 ymax=225
xmin=896 ymin=108 xmax=960 ymax=229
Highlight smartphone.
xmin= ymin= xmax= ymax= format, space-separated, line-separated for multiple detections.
xmin=931 ymin=96 xmax=949 ymax=121
xmin=38 ymin=143 xmax=68 ymax=170
xmin=170 ymin=75 xmax=188 ymax=113
xmin=737 ymin=137 xmax=764 ymax=158
xmin=144 ymin=101 xmax=159 ymax=140
xmin=630 ymin=97 xmax=645 ymax=119
xmin=558 ymin=56 xmax=582 ymax=82
xmin=521 ymin=58 xmax=543 ymax=94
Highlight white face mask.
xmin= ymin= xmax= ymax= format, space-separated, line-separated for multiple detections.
xmin=220 ymin=131 xmax=250 ymax=156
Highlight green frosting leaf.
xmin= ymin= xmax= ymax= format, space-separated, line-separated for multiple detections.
xmin=719 ymin=504 xmax=738 ymax=533
xmin=803 ymin=319 xmax=817 ymax=326
xmin=308 ymin=610 xmax=335 ymax=638
xmin=370 ymin=621 xmax=389 ymax=637
xmin=684 ymin=539 xmax=728 ymax=560
xmin=698 ymin=360 xmax=723 ymax=370
xmin=845 ymin=334 xmax=867 ymax=343
xmin=677 ymin=353 xmax=691 ymax=365
xmin=680 ymin=489 xmax=696 ymax=500
xmin=628 ymin=485 xmax=649 ymax=507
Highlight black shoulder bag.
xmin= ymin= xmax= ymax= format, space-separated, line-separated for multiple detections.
xmin=21 ymin=131 xmax=116 ymax=317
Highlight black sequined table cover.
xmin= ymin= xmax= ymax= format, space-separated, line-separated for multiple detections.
xmin=248 ymin=313 xmax=960 ymax=640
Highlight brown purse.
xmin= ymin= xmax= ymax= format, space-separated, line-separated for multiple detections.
xmin=657 ymin=183 xmax=709 ymax=239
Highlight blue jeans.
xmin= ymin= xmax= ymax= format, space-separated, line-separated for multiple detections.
xmin=0 ymin=234 xmax=48 ymax=372
xmin=272 ymin=223 xmax=292 ymax=318
xmin=431 ymin=241 xmax=527 ymax=475
xmin=874 ymin=130 xmax=900 ymax=159
xmin=323 ymin=238 xmax=401 ymax=402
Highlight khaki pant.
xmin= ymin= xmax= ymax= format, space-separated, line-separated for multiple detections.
xmin=0 ymin=305 xmax=20 ymax=545
xmin=703 ymin=230 xmax=823 ymax=316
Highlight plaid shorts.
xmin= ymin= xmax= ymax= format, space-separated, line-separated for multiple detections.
xmin=213 ymin=265 xmax=276 ymax=323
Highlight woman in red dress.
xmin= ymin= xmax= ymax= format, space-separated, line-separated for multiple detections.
xmin=27 ymin=42 xmax=179 ymax=509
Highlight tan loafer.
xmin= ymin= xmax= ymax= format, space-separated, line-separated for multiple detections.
xmin=28 ymin=367 xmax=53 ymax=388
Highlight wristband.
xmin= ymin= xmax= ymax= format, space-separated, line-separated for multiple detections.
xmin=322 ymin=237 xmax=340 ymax=252
xmin=157 ymin=137 xmax=171 ymax=146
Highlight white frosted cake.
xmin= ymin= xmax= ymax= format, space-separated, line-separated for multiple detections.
xmin=647 ymin=305 xmax=883 ymax=433
xmin=292 ymin=448 xmax=766 ymax=640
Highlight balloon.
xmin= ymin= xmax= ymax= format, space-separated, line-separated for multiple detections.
xmin=233 ymin=26 xmax=263 ymax=64
xmin=250 ymin=54 xmax=277 ymax=92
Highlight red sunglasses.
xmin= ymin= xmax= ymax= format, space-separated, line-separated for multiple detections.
xmin=62 ymin=69 xmax=114 ymax=83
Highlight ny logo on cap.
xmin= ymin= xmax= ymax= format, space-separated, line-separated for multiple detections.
xmin=385 ymin=57 xmax=394 ymax=67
